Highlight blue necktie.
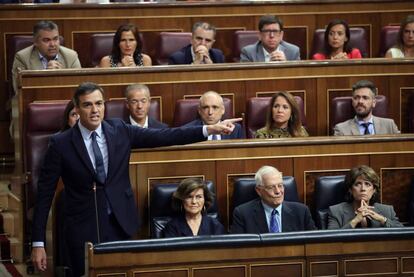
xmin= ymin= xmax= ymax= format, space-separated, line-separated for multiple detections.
xmin=270 ymin=209 xmax=280 ymax=233
xmin=211 ymin=134 xmax=218 ymax=140
xmin=361 ymin=122 xmax=371 ymax=135
xmin=91 ymin=131 xmax=106 ymax=185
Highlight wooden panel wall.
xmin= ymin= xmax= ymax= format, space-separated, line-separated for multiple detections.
xmin=130 ymin=136 xmax=414 ymax=237
xmin=15 ymin=60 xmax=414 ymax=169
xmin=1 ymin=0 xmax=414 ymax=154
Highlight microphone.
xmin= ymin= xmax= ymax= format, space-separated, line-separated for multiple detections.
xmin=93 ymin=182 xmax=101 ymax=243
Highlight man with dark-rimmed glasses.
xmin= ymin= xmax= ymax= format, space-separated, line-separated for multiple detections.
xmin=240 ymin=15 xmax=301 ymax=62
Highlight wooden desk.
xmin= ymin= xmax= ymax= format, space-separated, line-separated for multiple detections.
xmin=16 ymin=58 xmax=414 ymax=155
xmin=86 ymin=229 xmax=414 ymax=277
xmin=129 ymin=135 xmax=414 ymax=236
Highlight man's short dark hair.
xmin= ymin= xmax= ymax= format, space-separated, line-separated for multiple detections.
xmin=258 ymin=15 xmax=284 ymax=31
xmin=192 ymin=22 xmax=217 ymax=37
xmin=33 ymin=20 xmax=59 ymax=39
xmin=352 ymin=80 xmax=378 ymax=96
xmin=73 ymin=82 xmax=104 ymax=107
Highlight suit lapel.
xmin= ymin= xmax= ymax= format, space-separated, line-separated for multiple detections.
xmin=257 ymin=42 xmax=265 ymax=62
xmin=350 ymin=120 xmax=361 ymax=135
xmin=184 ymin=45 xmax=193 ymax=64
xmin=372 ymin=116 xmax=382 ymax=134
xmin=281 ymin=203 xmax=294 ymax=232
xmin=254 ymin=201 xmax=269 ymax=233
xmin=102 ymin=121 xmax=116 ymax=182
xmin=30 ymin=47 xmax=45 ymax=69
xmin=71 ymin=125 xmax=95 ymax=175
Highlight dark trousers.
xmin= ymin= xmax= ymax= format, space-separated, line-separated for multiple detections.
xmin=65 ymin=212 xmax=129 ymax=277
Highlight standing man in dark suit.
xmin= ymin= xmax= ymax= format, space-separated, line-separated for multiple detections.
xmin=232 ymin=165 xmax=315 ymax=234
xmin=240 ymin=15 xmax=300 ymax=62
xmin=125 ymin=83 xmax=168 ymax=129
xmin=31 ymin=82 xmax=240 ymax=276
xmin=184 ymin=91 xmax=244 ymax=140
xmin=169 ymin=22 xmax=225 ymax=65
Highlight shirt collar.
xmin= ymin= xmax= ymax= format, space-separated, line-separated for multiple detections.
xmin=261 ymin=201 xmax=282 ymax=215
xmin=38 ymin=51 xmax=59 ymax=62
xmin=262 ymin=44 xmax=280 ymax=62
xmin=129 ymin=115 xmax=148 ymax=128
xmin=355 ymin=115 xmax=374 ymax=125
xmin=78 ymin=121 xmax=103 ymax=140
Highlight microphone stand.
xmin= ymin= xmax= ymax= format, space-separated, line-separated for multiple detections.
xmin=93 ymin=182 xmax=101 ymax=243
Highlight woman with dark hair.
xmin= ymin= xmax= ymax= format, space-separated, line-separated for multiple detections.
xmin=312 ymin=19 xmax=362 ymax=60
xmin=255 ymin=91 xmax=308 ymax=138
xmin=162 ymin=178 xmax=225 ymax=237
xmin=385 ymin=15 xmax=414 ymax=58
xmin=60 ymin=100 xmax=79 ymax=131
xmin=328 ymin=165 xmax=403 ymax=229
xmin=99 ymin=24 xmax=151 ymax=67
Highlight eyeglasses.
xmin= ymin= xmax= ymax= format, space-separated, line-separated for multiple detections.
xmin=260 ymin=29 xmax=282 ymax=35
xmin=403 ymin=29 xmax=414 ymax=35
xmin=261 ymin=183 xmax=284 ymax=192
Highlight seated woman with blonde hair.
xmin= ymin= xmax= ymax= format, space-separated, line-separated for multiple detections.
xmin=385 ymin=15 xmax=414 ymax=58
xmin=99 ymin=24 xmax=151 ymax=67
xmin=255 ymin=91 xmax=308 ymax=138
xmin=312 ymin=19 xmax=362 ymax=60
xmin=328 ymin=165 xmax=403 ymax=229
xmin=162 ymin=178 xmax=225 ymax=237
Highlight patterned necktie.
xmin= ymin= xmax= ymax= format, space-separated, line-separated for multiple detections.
xmin=269 ymin=209 xmax=280 ymax=233
xmin=361 ymin=122 xmax=371 ymax=135
xmin=91 ymin=131 xmax=106 ymax=185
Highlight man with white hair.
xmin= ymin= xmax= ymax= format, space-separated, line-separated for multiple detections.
xmin=231 ymin=165 xmax=315 ymax=233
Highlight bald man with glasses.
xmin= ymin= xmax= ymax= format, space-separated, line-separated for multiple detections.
xmin=240 ymin=15 xmax=300 ymax=62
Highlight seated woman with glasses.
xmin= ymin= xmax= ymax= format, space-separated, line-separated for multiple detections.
xmin=385 ymin=15 xmax=414 ymax=58
xmin=255 ymin=91 xmax=308 ymax=138
xmin=99 ymin=24 xmax=151 ymax=67
xmin=162 ymin=178 xmax=225 ymax=237
xmin=312 ymin=19 xmax=362 ymax=60
xmin=328 ymin=165 xmax=403 ymax=229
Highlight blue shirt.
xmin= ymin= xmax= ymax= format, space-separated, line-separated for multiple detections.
xmin=262 ymin=201 xmax=282 ymax=232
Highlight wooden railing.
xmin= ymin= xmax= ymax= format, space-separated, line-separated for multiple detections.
xmin=1 ymin=0 xmax=414 ymax=154
xmin=86 ymin=228 xmax=414 ymax=277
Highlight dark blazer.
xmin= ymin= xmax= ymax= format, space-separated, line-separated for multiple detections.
xmin=328 ymin=202 xmax=403 ymax=229
xmin=231 ymin=198 xmax=316 ymax=234
xmin=168 ymin=44 xmax=225 ymax=65
xmin=125 ymin=116 xmax=168 ymax=129
xmin=162 ymin=214 xmax=225 ymax=237
xmin=184 ymin=119 xmax=244 ymax=139
xmin=31 ymin=119 xmax=205 ymax=274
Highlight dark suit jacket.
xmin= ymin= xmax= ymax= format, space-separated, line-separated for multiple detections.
xmin=328 ymin=202 xmax=403 ymax=229
xmin=125 ymin=116 xmax=168 ymax=129
xmin=231 ymin=198 xmax=316 ymax=234
xmin=162 ymin=214 xmax=225 ymax=237
xmin=168 ymin=44 xmax=225 ymax=65
xmin=184 ymin=119 xmax=244 ymax=139
xmin=32 ymin=119 xmax=205 ymax=244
